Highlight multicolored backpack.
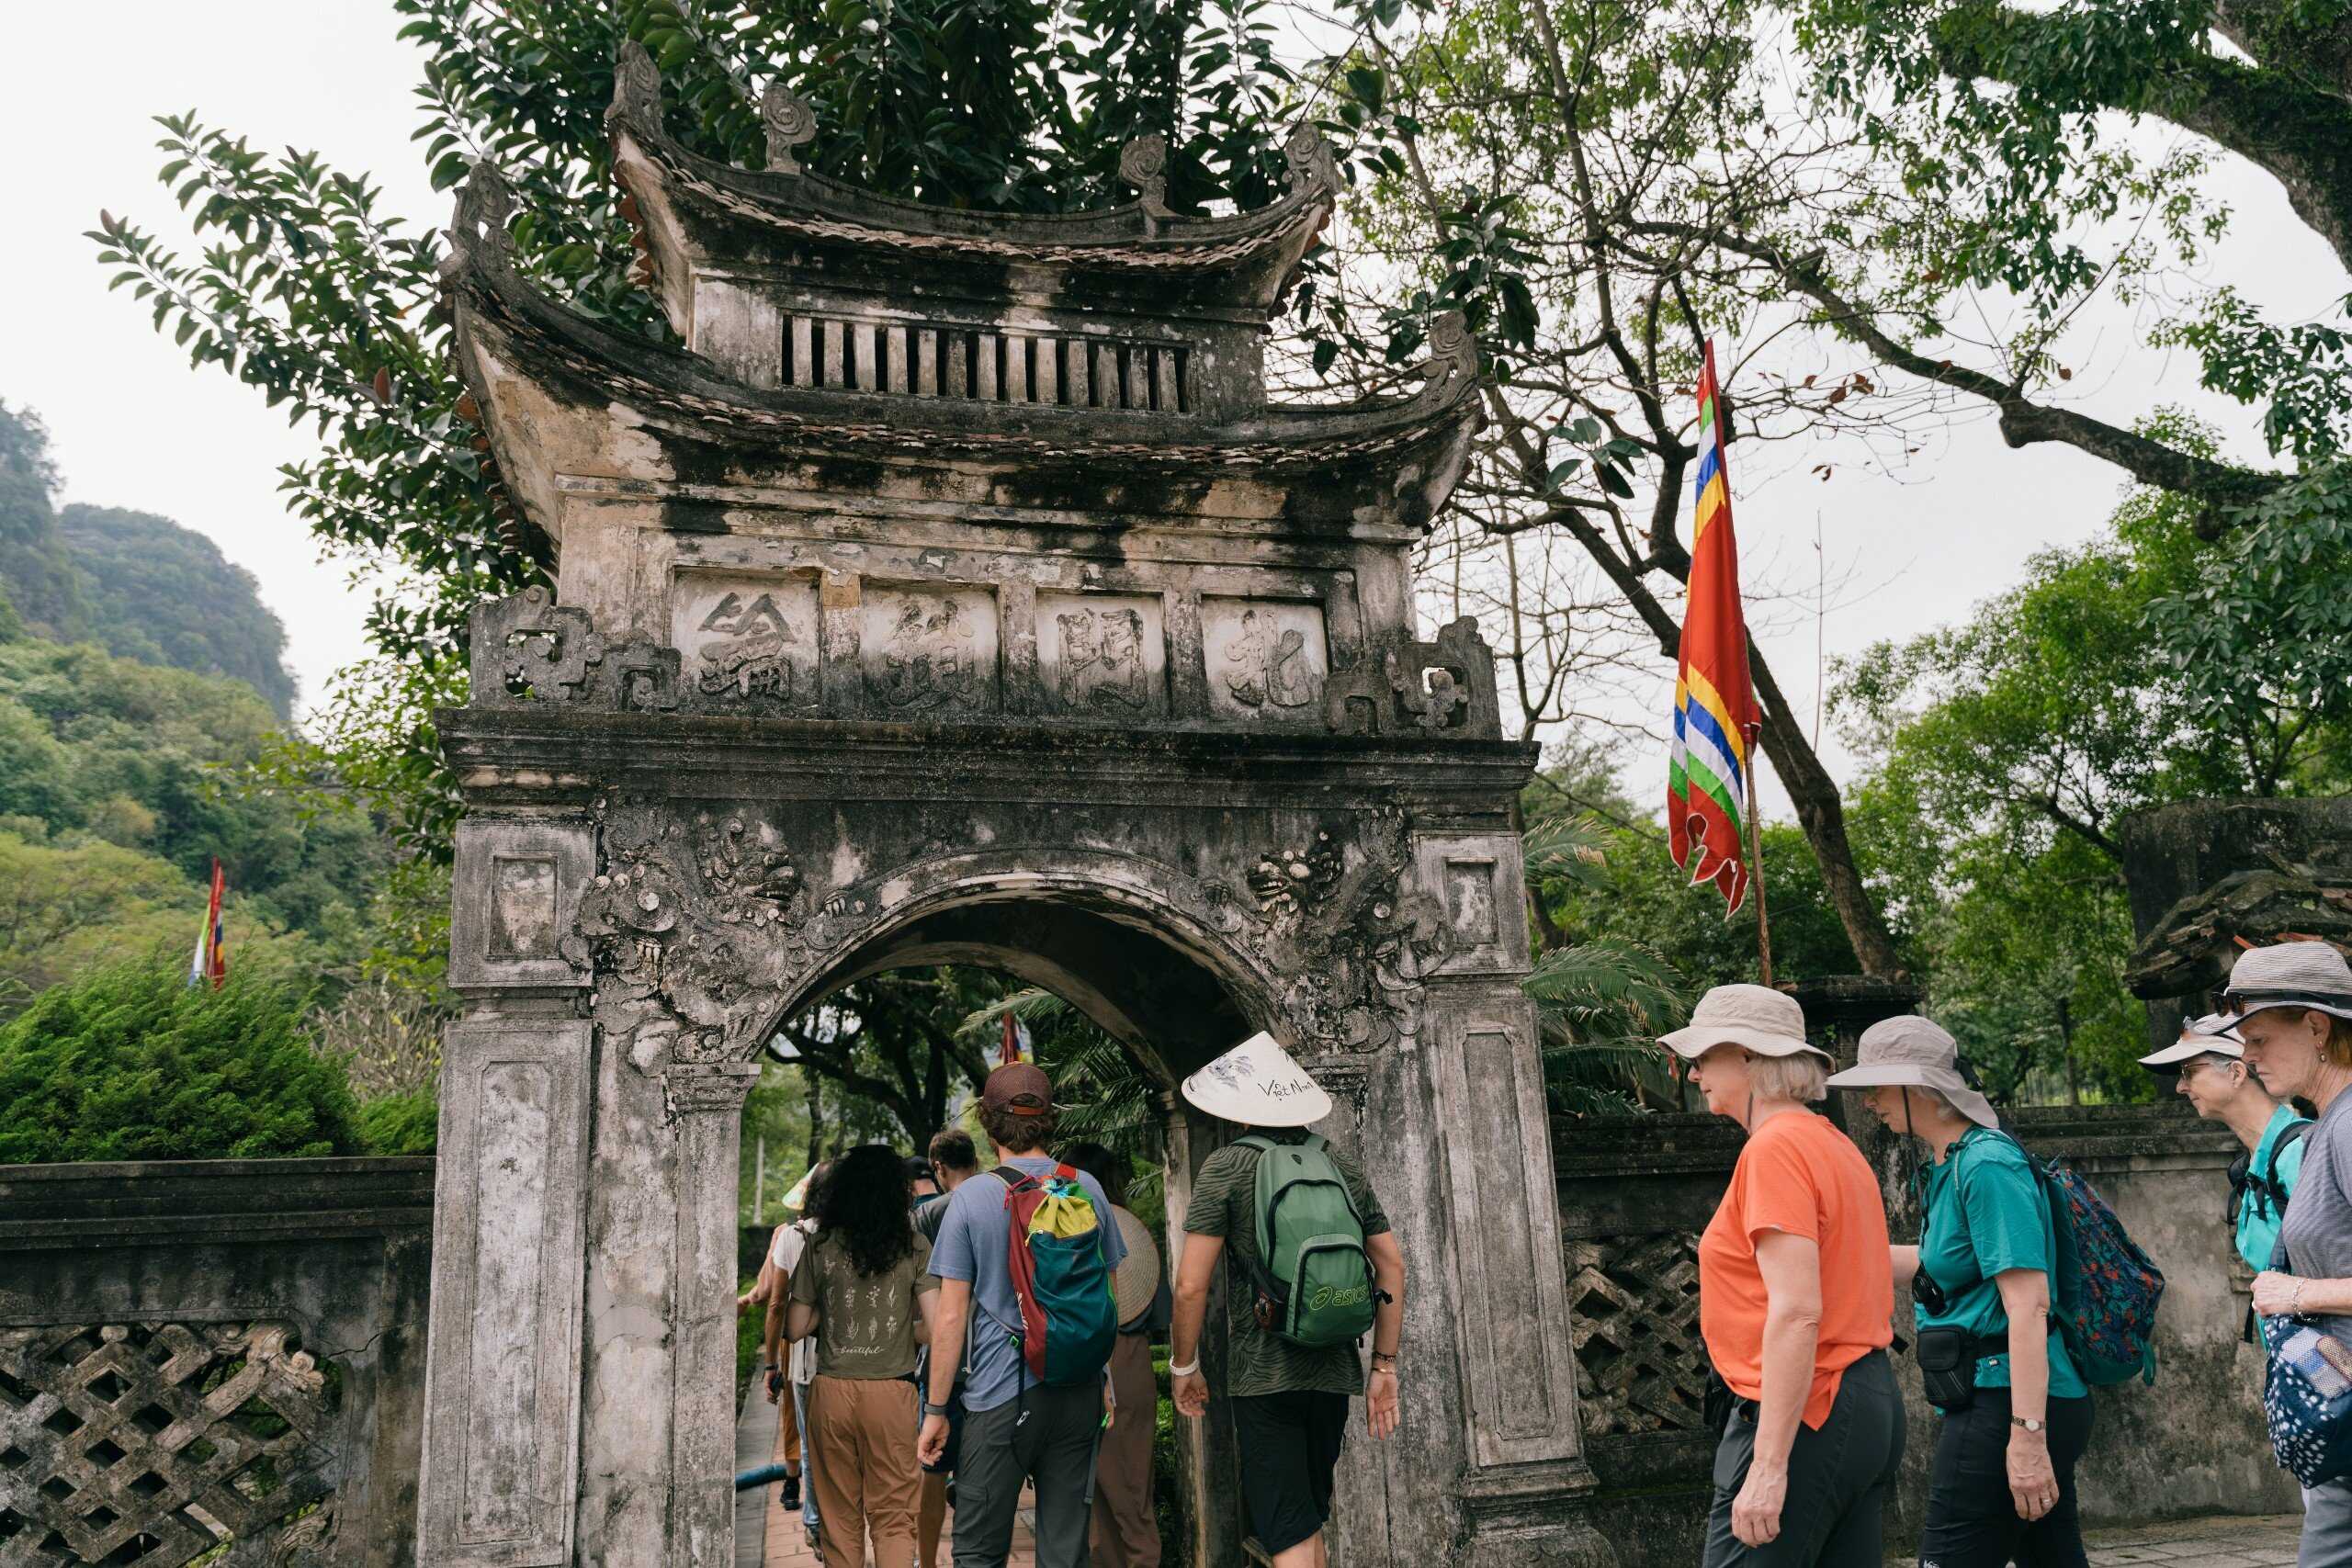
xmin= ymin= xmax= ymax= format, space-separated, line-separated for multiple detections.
xmin=997 ymin=1163 xmax=1119 ymax=1385
xmin=2261 ymin=1240 xmax=2352 ymax=1486
xmin=2004 ymin=1136 xmax=2165 ymax=1387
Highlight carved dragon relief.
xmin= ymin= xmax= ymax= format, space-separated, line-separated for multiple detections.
xmin=562 ymin=796 xmax=1449 ymax=1096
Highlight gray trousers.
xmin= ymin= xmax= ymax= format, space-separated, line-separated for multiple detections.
xmin=1702 ymin=1350 xmax=1905 ymax=1568
xmin=952 ymin=1381 xmax=1103 ymax=1568
xmin=792 ymin=1381 xmax=820 ymax=1529
xmin=2302 ymin=1479 xmax=2352 ymax=1568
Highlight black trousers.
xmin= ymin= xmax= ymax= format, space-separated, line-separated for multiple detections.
xmin=1917 ymin=1386 xmax=2093 ymax=1568
xmin=1703 ymin=1350 xmax=1905 ymax=1567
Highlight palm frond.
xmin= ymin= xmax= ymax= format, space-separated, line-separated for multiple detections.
xmin=1521 ymin=814 xmax=1614 ymax=894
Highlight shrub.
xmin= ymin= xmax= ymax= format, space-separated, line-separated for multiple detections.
xmin=0 ymin=962 xmax=362 ymax=1162
xmin=356 ymin=1089 xmax=439 ymax=1155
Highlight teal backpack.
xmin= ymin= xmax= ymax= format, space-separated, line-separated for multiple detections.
xmin=1236 ymin=1134 xmax=1378 ymax=1349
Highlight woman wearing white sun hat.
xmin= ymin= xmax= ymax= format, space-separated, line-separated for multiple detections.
xmin=2139 ymin=1013 xmax=2309 ymax=1275
xmin=1827 ymin=1015 xmax=2088 ymax=1568
xmin=1167 ymin=1032 xmax=1405 ymax=1568
xmin=2204 ymin=942 xmax=2352 ymax=1566
xmin=1666 ymin=984 xmax=1902 ymax=1567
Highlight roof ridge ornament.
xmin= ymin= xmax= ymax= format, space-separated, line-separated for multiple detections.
xmin=1119 ymin=134 xmax=1175 ymax=226
xmin=611 ymin=39 xmax=663 ymax=134
xmin=763 ymin=78 xmax=819 ymax=176
xmin=441 ymin=162 xmax=516 ymax=280
xmin=1283 ymin=122 xmax=1342 ymax=197
xmin=1414 ymin=310 xmax=1477 ymax=410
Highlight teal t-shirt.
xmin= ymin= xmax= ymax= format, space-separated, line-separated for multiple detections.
xmin=2236 ymin=1103 xmax=2312 ymax=1272
xmin=1915 ymin=1127 xmax=2087 ymax=1398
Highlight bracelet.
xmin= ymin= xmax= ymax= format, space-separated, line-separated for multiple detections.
xmin=1370 ymin=1351 xmax=1398 ymax=1371
xmin=2294 ymin=1280 xmax=2310 ymax=1315
xmin=1168 ymin=1356 xmax=1200 ymax=1377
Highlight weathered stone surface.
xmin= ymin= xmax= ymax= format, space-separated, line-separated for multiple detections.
xmin=420 ymin=41 xmax=1590 ymax=1568
xmin=0 ymin=1158 xmax=435 ymax=1568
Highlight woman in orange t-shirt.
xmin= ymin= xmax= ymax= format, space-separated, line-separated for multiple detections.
xmin=1662 ymin=984 xmax=1902 ymax=1567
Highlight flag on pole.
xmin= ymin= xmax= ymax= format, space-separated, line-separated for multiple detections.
xmin=999 ymin=1010 xmax=1033 ymax=1067
xmin=187 ymin=858 xmax=227 ymax=988
xmin=1668 ymin=342 xmax=1761 ymax=913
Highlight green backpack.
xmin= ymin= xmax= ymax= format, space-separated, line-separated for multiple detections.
xmin=1237 ymin=1134 xmax=1378 ymax=1349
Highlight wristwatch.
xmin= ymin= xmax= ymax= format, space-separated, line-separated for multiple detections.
xmin=2011 ymin=1416 xmax=2046 ymax=1433
xmin=922 ymin=1401 xmax=954 ymax=1418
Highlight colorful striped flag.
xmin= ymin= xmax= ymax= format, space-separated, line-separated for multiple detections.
xmin=187 ymin=858 xmax=227 ymax=988
xmin=999 ymin=1010 xmax=1033 ymax=1066
xmin=1668 ymin=342 xmax=1761 ymax=913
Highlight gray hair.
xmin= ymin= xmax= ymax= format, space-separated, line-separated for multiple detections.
xmin=1747 ymin=1051 xmax=1828 ymax=1104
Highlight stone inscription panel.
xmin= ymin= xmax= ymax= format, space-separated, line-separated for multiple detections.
xmin=672 ymin=573 xmax=821 ymax=712
xmin=1412 ymin=832 xmax=1529 ymax=975
xmin=1036 ymin=592 xmax=1167 ymax=719
xmin=1202 ymin=597 xmax=1328 ymax=724
xmin=861 ymin=584 xmax=1001 ymax=716
xmin=449 ymin=819 xmax=594 ymax=990
xmin=488 ymin=855 xmax=559 ymax=960
xmin=1444 ymin=859 xmax=1500 ymax=947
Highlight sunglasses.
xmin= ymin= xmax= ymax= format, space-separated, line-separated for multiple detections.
xmin=2224 ymin=988 xmax=2352 ymax=1013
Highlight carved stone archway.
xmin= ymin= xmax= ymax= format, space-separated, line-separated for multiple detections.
xmin=415 ymin=42 xmax=1610 ymax=1568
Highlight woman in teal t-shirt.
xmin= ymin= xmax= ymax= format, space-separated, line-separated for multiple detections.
xmin=1829 ymin=1016 xmax=2092 ymax=1568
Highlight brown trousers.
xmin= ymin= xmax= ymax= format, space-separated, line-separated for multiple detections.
xmin=776 ymin=1372 xmax=802 ymax=1467
xmin=1090 ymin=1331 xmax=1162 ymax=1568
xmin=808 ymin=1374 xmax=922 ymax=1568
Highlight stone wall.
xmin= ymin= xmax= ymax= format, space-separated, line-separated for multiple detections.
xmin=1555 ymin=1104 xmax=2295 ymax=1565
xmin=0 ymin=1157 xmax=435 ymax=1568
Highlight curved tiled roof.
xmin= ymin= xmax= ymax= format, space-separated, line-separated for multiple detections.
xmin=603 ymin=41 xmax=1337 ymax=288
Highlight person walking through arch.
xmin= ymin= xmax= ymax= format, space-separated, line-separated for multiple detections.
xmin=1667 ymin=986 xmax=1902 ymax=1567
xmin=1061 ymin=1140 xmax=1171 ymax=1568
xmin=1829 ymin=1015 xmax=2088 ymax=1568
xmin=2140 ymin=1014 xmax=2309 ymax=1277
xmin=787 ymin=1145 xmax=940 ymax=1568
xmin=913 ymin=1127 xmax=980 ymax=1568
xmin=919 ymin=1063 xmax=1127 ymax=1568
xmin=1170 ymin=1032 xmax=1405 ymax=1568
xmin=2213 ymin=942 xmax=2352 ymax=1565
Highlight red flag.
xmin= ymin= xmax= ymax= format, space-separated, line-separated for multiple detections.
xmin=205 ymin=859 xmax=227 ymax=987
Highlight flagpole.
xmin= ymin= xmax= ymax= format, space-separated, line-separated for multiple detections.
xmin=1743 ymin=724 xmax=1774 ymax=987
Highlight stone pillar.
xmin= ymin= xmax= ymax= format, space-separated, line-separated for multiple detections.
xmin=666 ymin=1062 xmax=763 ymax=1566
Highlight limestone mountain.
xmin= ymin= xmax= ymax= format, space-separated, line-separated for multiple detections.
xmin=0 ymin=402 xmax=298 ymax=719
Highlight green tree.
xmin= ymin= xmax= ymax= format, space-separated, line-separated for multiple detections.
xmin=0 ymin=962 xmax=364 ymax=1162
xmin=0 ymin=403 xmax=86 ymax=641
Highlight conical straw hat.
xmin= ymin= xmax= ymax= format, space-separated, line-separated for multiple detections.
xmin=1180 ymin=1032 xmax=1332 ymax=1128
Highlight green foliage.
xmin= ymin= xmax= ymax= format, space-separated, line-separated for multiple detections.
xmin=356 ymin=1089 xmax=439 ymax=1155
xmin=0 ymin=962 xmax=363 ymax=1163
xmin=0 ymin=403 xmax=86 ymax=641
xmin=56 ymin=505 xmax=298 ymax=719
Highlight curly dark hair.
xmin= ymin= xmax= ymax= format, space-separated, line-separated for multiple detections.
xmin=811 ymin=1144 xmax=915 ymax=1278
xmin=979 ymin=1102 xmax=1058 ymax=1155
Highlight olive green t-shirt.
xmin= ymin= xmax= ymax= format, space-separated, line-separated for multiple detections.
xmin=788 ymin=1229 xmax=939 ymax=1380
xmin=1183 ymin=1134 xmax=1390 ymax=1398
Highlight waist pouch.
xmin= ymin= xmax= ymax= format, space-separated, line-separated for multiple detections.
xmin=1915 ymin=1327 xmax=2007 ymax=1413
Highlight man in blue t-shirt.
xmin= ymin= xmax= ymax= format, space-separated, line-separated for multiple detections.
xmin=921 ymin=1063 xmax=1126 ymax=1568
xmin=2142 ymin=1014 xmax=2310 ymax=1272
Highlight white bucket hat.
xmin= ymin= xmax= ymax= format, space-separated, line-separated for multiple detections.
xmin=1658 ymin=984 xmax=1828 ymax=1062
xmin=2139 ymin=1012 xmax=2245 ymax=1071
xmin=1181 ymin=1032 xmax=1333 ymax=1128
xmin=2199 ymin=942 xmax=2352 ymax=1034
xmin=1824 ymin=1015 xmax=1999 ymax=1130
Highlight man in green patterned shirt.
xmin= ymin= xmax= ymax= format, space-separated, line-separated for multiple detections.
xmin=1170 ymin=1032 xmax=1406 ymax=1568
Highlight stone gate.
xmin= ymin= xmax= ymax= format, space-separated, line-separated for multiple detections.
xmin=420 ymin=44 xmax=1605 ymax=1566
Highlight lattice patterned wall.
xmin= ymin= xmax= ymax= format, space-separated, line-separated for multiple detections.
xmin=0 ymin=1321 xmax=343 ymax=1567
xmin=1567 ymin=1233 xmax=1712 ymax=1437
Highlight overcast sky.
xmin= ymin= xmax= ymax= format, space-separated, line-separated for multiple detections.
xmin=5 ymin=4 xmax=2342 ymax=809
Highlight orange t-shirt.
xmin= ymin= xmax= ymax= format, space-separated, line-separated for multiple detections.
xmin=1697 ymin=1108 xmax=1894 ymax=1428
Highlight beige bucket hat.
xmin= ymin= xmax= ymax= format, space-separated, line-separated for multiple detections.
xmin=2139 ymin=1012 xmax=2245 ymax=1071
xmin=1824 ymin=1015 xmax=1998 ymax=1129
xmin=1180 ymin=1032 xmax=1333 ymax=1128
xmin=1108 ymin=1207 xmax=1162 ymax=1327
xmin=2199 ymin=942 xmax=2352 ymax=1035
xmin=1658 ymin=984 xmax=1828 ymax=1062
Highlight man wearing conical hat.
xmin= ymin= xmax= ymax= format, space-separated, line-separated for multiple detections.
xmin=1169 ymin=1032 xmax=1405 ymax=1568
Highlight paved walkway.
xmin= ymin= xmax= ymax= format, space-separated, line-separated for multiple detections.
xmin=737 ymin=1378 xmax=1040 ymax=1567
xmin=1890 ymin=1514 xmax=2301 ymax=1567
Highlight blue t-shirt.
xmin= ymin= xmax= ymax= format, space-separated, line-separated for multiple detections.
xmin=2236 ymin=1103 xmax=2312 ymax=1271
xmin=1916 ymin=1127 xmax=2087 ymax=1399
xmin=927 ymin=1157 xmax=1128 ymax=1413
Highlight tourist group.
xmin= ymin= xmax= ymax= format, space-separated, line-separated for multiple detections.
xmin=739 ymin=1031 xmax=1399 ymax=1568
xmin=736 ymin=937 xmax=2352 ymax=1568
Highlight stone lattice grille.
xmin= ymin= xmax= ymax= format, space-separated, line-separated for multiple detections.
xmin=0 ymin=1321 xmax=340 ymax=1567
xmin=1567 ymin=1233 xmax=1712 ymax=1436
